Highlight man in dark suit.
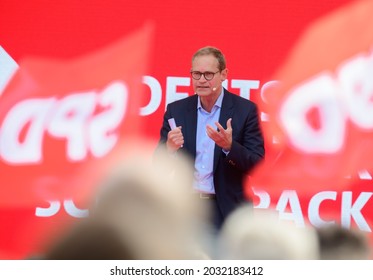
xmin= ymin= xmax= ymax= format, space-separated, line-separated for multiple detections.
xmin=158 ymin=46 xmax=265 ymax=229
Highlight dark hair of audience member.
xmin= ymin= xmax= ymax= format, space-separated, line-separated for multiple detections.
xmin=316 ymin=224 xmax=371 ymax=260
xmin=44 ymin=219 xmax=136 ymax=260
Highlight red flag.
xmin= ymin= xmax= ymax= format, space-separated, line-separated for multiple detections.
xmin=0 ymin=24 xmax=153 ymax=259
xmin=251 ymin=0 xmax=373 ymax=193
xmin=0 ymin=23 xmax=153 ymax=206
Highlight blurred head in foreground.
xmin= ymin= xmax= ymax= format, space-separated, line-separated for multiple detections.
xmin=316 ymin=224 xmax=371 ymax=260
xmin=217 ymin=206 xmax=319 ymax=259
xmin=44 ymin=218 xmax=135 ymax=260
xmin=87 ymin=143 xmax=210 ymax=259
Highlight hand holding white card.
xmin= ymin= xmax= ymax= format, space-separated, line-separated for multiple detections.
xmin=168 ymin=118 xmax=177 ymax=130
xmin=168 ymin=118 xmax=183 ymax=148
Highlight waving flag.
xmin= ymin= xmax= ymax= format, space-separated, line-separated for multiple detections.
xmin=251 ymin=0 xmax=373 ymax=192
xmin=0 ymin=24 xmax=153 ymax=258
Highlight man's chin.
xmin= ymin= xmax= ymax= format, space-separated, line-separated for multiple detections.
xmin=196 ymin=90 xmax=212 ymax=96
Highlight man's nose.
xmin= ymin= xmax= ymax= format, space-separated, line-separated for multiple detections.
xmin=199 ymin=74 xmax=207 ymax=82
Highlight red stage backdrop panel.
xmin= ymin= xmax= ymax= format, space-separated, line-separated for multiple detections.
xmin=2 ymin=0 xmax=371 ymax=259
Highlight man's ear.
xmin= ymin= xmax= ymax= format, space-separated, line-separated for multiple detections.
xmin=221 ymin=68 xmax=228 ymax=81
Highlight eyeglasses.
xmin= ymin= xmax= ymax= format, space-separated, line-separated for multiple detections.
xmin=190 ymin=70 xmax=220 ymax=81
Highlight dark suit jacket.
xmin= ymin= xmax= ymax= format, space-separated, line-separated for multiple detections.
xmin=158 ymin=89 xmax=265 ymax=218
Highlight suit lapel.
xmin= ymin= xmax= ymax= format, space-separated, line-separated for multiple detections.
xmin=185 ymin=95 xmax=198 ymax=159
xmin=213 ymin=90 xmax=234 ymax=172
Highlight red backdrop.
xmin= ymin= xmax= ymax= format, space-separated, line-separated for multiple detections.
xmin=2 ymin=0 xmax=371 ymax=259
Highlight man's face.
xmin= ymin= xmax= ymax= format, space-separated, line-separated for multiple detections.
xmin=191 ymin=54 xmax=227 ymax=97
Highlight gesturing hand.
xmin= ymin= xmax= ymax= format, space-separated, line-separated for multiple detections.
xmin=166 ymin=126 xmax=184 ymax=153
xmin=206 ymin=118 xmax=232 ymax=151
